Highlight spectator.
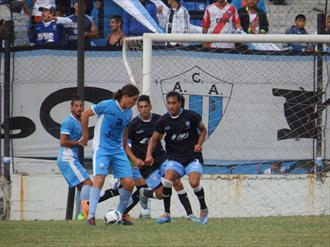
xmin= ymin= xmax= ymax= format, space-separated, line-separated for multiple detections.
xmin=264 ymin=162 xmax=297 ymax=174
xmin=30 ymin=5 xmax=74 ymax=46
xmin=123 ymin=0 xmax=159 ymax=37
xmin=238 ymin=0 xmax=269 ymax=34
xmin=324 ymin=15 xmax=330 ymax=51
xmin=84 ymin=0 xmax=101 ymax=16
xmin=66 ymin=1 xmax=99 ymax=47
xmin=231 ymin=0 xmax=267 ymax=13
xmin=202 ymin=0 xmax=242 ymax=49
xmin=32 ymin=0 xmax=56 ymax=24
xmin=158 ymin=0 xmax=190 ymax=46
xmin=106 ymin=15 xmax=125 ymax=50
xmin=11 ymin=0 xmax=30 ymax=47
xmin=285 ymin=14 xmax=314 ymax=52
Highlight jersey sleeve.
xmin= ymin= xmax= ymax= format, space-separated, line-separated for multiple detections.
xmin=155 ymin=117 xmax=165 ymax=134
xmin=191 ymin=111 xmax=202 ymax=127
xmin=60 ymin=119 xmax=71 ymax=136
xmin=91 ymin=100 xmax=109 ymax=115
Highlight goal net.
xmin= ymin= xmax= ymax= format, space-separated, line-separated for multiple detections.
xmin=121 ymin=34 xmax=330 ymax=217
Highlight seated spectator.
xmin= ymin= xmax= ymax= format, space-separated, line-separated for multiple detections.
xmin=202 ymin=0 xmax=242 ymax=49
xmin=32 ymin=0 xmax=56 ymax=24
xmin=106 ymin=15 xmax=125 ymax=50
xmin=264 ymin=162 xmax=297 ymax=174
xmin=123 ymin=0 xmax=159 ymax=37
xmin=158 ymin=0 xmax=190 ymax=46
xmin=65 ymin=1 xmax=99 ymax=48
xmin=231 ymin=0 xmax=267 ymax=13
xmin=11 ymin=0 xmax=30 ymax=47
xmin=30 ymin=5 xmax=74 ymax=46
xmin=238 ymin=0 xmax=269 ymax=34
xmin=285 ymin=14 xmax=314 ymax=52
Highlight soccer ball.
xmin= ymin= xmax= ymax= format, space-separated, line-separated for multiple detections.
xmin=104 ymin=209 xmax=122 ymax=225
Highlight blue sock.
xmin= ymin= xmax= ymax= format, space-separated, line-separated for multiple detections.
xmin=80 ymin=185 xmax=91 ymax=201
xmin=116 ymin=188 xmax=132 ymax=215
xmin=88 ymin=187 xmax=101 ymax=219
xmin=75 ymin=189 xmax=81 ymax=219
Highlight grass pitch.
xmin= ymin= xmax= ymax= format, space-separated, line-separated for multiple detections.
xmin=0 ymin=216 xmax=329 ymax=247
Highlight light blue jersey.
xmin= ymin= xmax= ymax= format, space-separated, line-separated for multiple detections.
xmin=92 ymin=99 xmax=132 ymax=155
xmin=57 ymin=114 xmax=82 ymax=161
xmin=57 ymin=114 xmax=89 ymax=187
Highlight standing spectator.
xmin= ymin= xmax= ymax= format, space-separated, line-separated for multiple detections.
xmin=231 ymin=0 xmax=267 ymax=13
xmin=238 ymin=0 xmax=269 ymax=34
xmin=84 ymin=0 xmax=101 ymax=16
xmin=66 ymin=1 xmax=99 ymax=48
xmin=285 ymin=14 xmax=314 ymax=52
xmin=202 ymin=0 xmax=242 ymax=48
xmin=30 ymin=5 xmax=74 ymax=46
xmin=11 ymin=0 xmax=31 ymax=47
xmin=106 ymin=15 xmax=125 ymax=50
xmin=324 ymin=15 xmax=330 ymax=51
xmin=158 ymin=0 xmax=190 ymax=46
xmin=80 ymin=84 xmax=140 ymax=227
xmin=123 ymin=0 xmax=159 ymax=37
xmin=32 ymin=0 xmax=56 ymax=24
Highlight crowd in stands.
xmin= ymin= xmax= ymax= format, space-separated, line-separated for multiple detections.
xmin=0 ymin=0 xmax=329 ymax=51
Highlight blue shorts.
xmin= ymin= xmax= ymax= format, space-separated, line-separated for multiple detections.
xmin=93 ymin=150 xmax=133 ymax=178
xmin=132 ymin=167 xmax=143 ymax=180
xmin=56 ymin=159 xmax=90 ymax=188
xmin=145 ymin=161 xmax=167 ymax=190
xmin=165 ymin=159 xmax=203 ymax=178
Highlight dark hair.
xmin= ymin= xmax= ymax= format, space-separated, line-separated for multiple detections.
xmin=71 ymin=94 xmax=82 ymax=106
xmin=166 ymin=91 xmax=184 ymax=108
xmin=114 ymin=84 xmax=139 ymax=101
xmin=138 ymin=95 xmax=151 ymax=105
xmin=111 ymin=15 xmax=122 ymax=25
xmin=295 ymin=14 xmax=306 ymax=22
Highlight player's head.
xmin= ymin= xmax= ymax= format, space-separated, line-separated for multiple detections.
xmin=110 ymin=15 xmax=122 ymax=32
xmin=114 ymin=84 xmax=139 ymax=109
xmin=137 ymin=95 xmax=152 ymax=119
xmin=247 ymin=0 xmax=258 ymax=8
xmin=70 ymin=94 xmax=83 ymax=117
xmin=326 ymin=15 xmax=330 ymax=31
xmin=217 ymin=0 xmax=226 ymax=3
xmin=295 ymin=14 xmax=306 ymax=29
xmin=166 ymin=91 xmax=183 ymax=116
xmin=39 ymin=5 xmax=55 ymax=22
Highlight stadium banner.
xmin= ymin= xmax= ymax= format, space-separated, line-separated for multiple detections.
xmin=2 ymin=49 xmax=329 ymax=162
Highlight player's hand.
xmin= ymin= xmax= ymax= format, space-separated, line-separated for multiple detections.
xmin=134 ymin=158 xmax=145 ymax=168
xmin=194 ymin=144 xmax=202 ymax=152
xmin=145 ymin=155 xmax=154 ymax=166
xmin=80 ymin=136 xmax=88 ymax=147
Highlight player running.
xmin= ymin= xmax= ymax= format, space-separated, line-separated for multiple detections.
xmin=56 ymin=95 xmax=92 ymax=220
xmin=80 ymin=84 xmax=139 ymax=226
xmin=125 ymin=95 xmax=199 ymax=223
xmin=146 ymin=91 xmax=209 ymax=224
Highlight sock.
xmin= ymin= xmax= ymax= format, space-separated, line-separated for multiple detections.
xmin=87 ymin=187 xmax=101 ymax=219
xmin=143 ymin=189 xmax=155 ymax=199
xmin=116 ymin=188 xmax=132 ymax=215
xmin=98 ymin=189 xmax=120 ymax=203
xmin=162 ymin=179 xmax=173 ymax=214
xmin=80 ymin=184 xmax=91 ymax=201
xmin=193 ymin=186 xmax=207 ymax=210
xmin=177 ymin=189 xmax=193 ymax=216
xmin=123 ymin=185 xmax=147 ymax=215
xmin=74 ymin=189 xmax=81 ymax=219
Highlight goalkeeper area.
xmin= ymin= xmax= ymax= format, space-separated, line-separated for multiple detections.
xmin=1 ymin=216 xmax=329 ymax=247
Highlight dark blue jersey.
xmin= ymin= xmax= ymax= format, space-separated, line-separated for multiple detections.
xmin=66 ymin=14 xmax=92 ymax=47
xmin=31 ymin=20 xmax=64 ymax=46
xmin=155 ymin=109 xmax=203 ymax=165
xmin=127 ymin=113 xmax=166 ymax=178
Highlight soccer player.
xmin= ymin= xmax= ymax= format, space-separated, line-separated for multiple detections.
xmin=80 ymin=84 xmax=139 ymax=226
xmin=56 ymin=95 xmax=92 ymax=220
xmin=125 ymin=95 xmax=198 ymax=222
xmin=146 ymin=91 xmax=209 ymax=224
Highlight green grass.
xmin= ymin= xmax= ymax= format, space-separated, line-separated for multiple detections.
xmin=0 ymin=216 xmax=329 ymax=247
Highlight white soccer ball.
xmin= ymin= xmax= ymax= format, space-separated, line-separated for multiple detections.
xmin=104 ymin=209 xmax=122 ymax=225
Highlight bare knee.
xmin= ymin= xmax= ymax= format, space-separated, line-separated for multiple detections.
xmin=154 ymin=187 xmax=163 ymax=199
xmin=173 ymin=180 xmax=184 ymax=191
xmin=121 ymin=178 xmax=135 ymax=191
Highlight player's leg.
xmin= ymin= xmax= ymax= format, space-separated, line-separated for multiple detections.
xmin=80 ymin=178 xmax=93 ymax=219
xmin=87 ymin=154 xmax=109 ymax=226
xmin=98 ymin=179 xmax=121 ymax=203
xmin=172 ymin=179 xmax=198 ymax=222
xmin=186 ymin=160 xmax=208 ymax=224
xmin=157 ymin=160 xmax=183 ymax=224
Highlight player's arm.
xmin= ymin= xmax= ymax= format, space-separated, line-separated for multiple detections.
xmin=85 ymin=21 xmax=99 ymax=39
xmin=60 ymin=134 xmax=82 ymax=147
xmin=80 ymin=107 xmax=95 ymax=146
xmin=145 ymin=132 xmax=163 ymax=166
xmin=194 ymin=122 xmax=207 ymax=152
